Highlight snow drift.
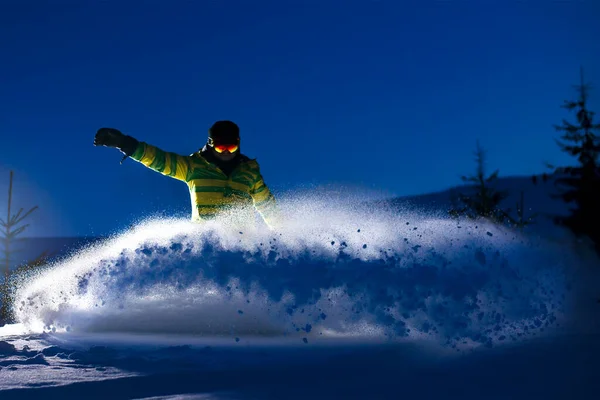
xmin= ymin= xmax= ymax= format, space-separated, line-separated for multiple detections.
xmin=8 ymin=194 xmax=578 ymax=350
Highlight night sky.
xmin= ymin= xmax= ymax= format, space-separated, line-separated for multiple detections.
xmin=1 ymin=0 xmax=599 ymax=237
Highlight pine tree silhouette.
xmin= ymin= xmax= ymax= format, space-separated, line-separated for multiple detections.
xmin=551 ymin=67 xmax=600 ymax=252
xmin=0 ymin=171 xmax=52 ymax=324
xmin=449 ymin=141 xmax=509 ymax=224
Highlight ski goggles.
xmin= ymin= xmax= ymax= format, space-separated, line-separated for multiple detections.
xmin=213 ymin=143 xmax=239 ymax=153
xmin=208 ymin=137 xmax=239 ymax=153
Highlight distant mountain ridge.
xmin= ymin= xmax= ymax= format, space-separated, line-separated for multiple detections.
xmin=378 ymin=174 xmax=566 ymax=217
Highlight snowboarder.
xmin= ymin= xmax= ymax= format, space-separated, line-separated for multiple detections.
xmin=93 ymin=120 xmax=281 ymax=229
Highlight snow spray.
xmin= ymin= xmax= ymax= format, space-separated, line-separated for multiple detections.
xmin=11 ymin=190 xmax=573 ymax=350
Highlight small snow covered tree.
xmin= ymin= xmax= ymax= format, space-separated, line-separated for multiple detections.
xmin=449 ymin=141 xmax=509 ymax=224
xmin=0 ymin=170 xmax=51 ymax=324
xmin=550 ymin=67 xmax=600 ymax=252
xmin=0 ymin=171 xmax=38 ymax=281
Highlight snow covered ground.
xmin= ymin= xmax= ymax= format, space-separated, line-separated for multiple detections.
xmin=1 ymin=190 xmax=599 ymax=399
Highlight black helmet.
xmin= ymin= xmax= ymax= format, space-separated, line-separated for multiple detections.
xmin=208 ymin=120 xmax=240 ymax=145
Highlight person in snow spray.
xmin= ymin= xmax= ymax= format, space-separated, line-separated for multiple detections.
xmin=94 ymin=120 xmax=281 ymax=229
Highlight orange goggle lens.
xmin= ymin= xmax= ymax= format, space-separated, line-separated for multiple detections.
xmin=213 ymin=144 xmax=239 ymax=153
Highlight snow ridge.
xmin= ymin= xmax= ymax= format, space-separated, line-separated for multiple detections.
xmin=11 ymin=198 xmax=573 ymax=349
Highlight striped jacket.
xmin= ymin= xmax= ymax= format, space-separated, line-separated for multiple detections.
xmin=130 ymin=142 xmax=280 ymax=228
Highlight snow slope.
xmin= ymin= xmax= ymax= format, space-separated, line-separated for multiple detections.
xmin=0 ymin=185 xmax=598 ymax=399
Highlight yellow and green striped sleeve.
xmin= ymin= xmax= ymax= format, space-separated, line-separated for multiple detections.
xmin=250 ymin=176 xmax=281 ymax=229
xmin=130 ymin=142 xmax=191 ymax=182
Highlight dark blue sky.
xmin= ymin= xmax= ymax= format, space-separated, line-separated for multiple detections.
xmin=1 ymin=0 xmax=599 ymax=237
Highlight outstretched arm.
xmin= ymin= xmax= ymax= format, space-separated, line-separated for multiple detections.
xmin=130 ymin=142 xmax=191 ymax=182
xmin=94 ymin=128 xmax=191 ymax=182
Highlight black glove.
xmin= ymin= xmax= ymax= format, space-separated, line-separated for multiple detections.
xmin=94 ymin=128 xmax=139 ymax=157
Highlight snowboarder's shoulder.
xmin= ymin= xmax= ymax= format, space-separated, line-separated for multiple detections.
xmin=238 ymin=153 xmax=253 ymax=163
xmin=189 ymin=149 xmax=213 ymax=164
xmin=239 ymin=154 xmax=261 ymax=169
xmin=189 ymin=149 xmax=204 ymax=158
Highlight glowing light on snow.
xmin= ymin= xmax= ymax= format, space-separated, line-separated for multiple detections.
xmin=9 ymin=189 xmax=575 ymax=349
